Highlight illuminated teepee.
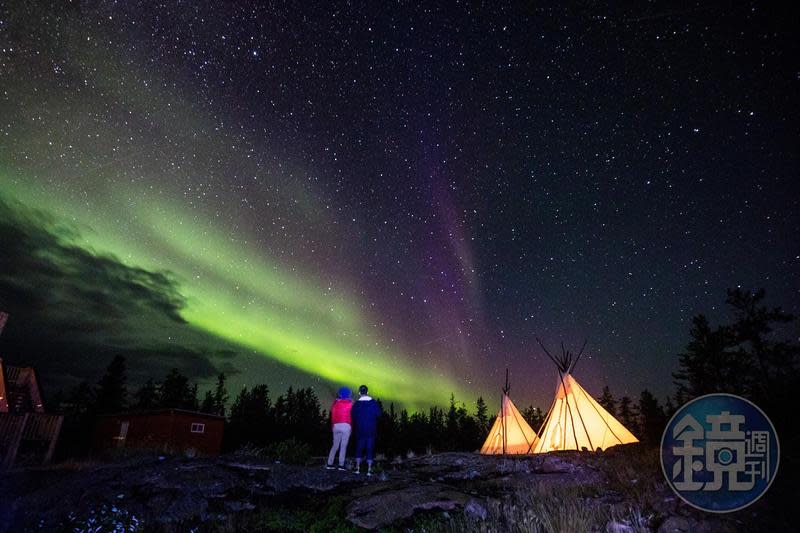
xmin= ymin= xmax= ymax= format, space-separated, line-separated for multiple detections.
xmin=531 ymin=339 xmax=638 ymax=453
xmin=480 ymin=370 xmax=539 ymax=454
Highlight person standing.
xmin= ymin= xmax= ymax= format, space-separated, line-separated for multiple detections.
xmin=351 ymin=384 xmax=381 ymax=476
xmin=327 ymin=386 xmax=353 ymax=470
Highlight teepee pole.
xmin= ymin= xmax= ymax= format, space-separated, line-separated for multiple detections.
xmin=554 ymin=387 xmax=566 ymax=449
xmin=508 ymin=400 xmax=534 ymax=450
xmin=536 ymin=337 xmax=561 ymax=368
xmin=501 ymin=369 xmax=508 ymax=455
xmin=569 ymin=340 xmax=588 ymax=373
xmin=501 ymin=391 xmax=506 ymax=455
xmin=576 ymin=382 xmax=624 ymax=445
xmin=529 ymin=395 xmax=557 ymax=453
xmin=568 ymin=376 xmax=595 ymax=451
xmin=537 ymin=337 xmax=593 ymax=451
xmin=558 ymin=370 xmax=580 ymax=450
xmin=560 ymin=340 xmax=594 ymax=450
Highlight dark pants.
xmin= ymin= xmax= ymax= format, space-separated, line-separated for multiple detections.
xmin=355 ymin=436 xmax=375 ymax=462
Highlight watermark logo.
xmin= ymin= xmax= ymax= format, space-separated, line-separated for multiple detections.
xmin=660 ymin=394 xmax=779 ymax=512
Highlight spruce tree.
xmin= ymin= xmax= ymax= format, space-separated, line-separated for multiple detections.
xmin=133 ymin=379 xmax=159 ymax=409
xmin=521 ymin=405 xmax=544 ymax=430
xmin=618 ymin=396 xmax=638 ymax=434
xmin=95 ymin=355 xmax=127 ymax=414
xmin=597 ymin=385 xmax=616 ymax=416
xmin=200 ymin=390 xmax=216 ymax=414
xmin=638 ymin=389 xmax=667 ymax=446
xmin=160 ymin=368 xmax=196 ymax=409
xmin=213 ymin=372 xmax=229 ymax=416
xmin=475 ymin=396 xmax=488 ymax=433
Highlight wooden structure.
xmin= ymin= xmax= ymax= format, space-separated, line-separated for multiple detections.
xmin=480 ymin=369 xmax=539 ymax=454
xmin=531 ymin=338 xmax=638 ymax=453
xmin=0 ymin=357 xmax=64 ymax=468
xmin=93 ymin=409 xmax=225 ymax=456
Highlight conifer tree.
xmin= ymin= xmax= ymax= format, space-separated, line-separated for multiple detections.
xmin=597 ymin=385 xmax=616 ymax=416
xmin=95 ymin=355 xmax=127 ymax=414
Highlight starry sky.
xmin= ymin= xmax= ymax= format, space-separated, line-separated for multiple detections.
xmin=0 ymin=2 xmax=798 ymax=410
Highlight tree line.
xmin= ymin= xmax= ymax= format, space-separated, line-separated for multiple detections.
xmin=52 ymin=362 xmax=670 ymax=458
xmin=672 ymin=288 xmax=798 ymax=438
xmin=50 ymin=288 xmax=798 ymax=459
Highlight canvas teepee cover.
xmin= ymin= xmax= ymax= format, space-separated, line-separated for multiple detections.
xmin=532 ymin=373 xmax=638 ymax=452
xmin=480 ymin=371 xmax=539 ymax=454
xmin=532 ymin=339 xmax=638 ymax=453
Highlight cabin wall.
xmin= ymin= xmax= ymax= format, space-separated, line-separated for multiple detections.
xmin=93 ymin=412 xmax=224 ymax=456
xmin=169 ymin=413 xmax=224 ymax=455
xmin=0 ymin=412 xmax=63 ymax=467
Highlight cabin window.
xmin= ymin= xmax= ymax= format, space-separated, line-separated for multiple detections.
xmin=190 ymin=422 xmax=205 ymax=434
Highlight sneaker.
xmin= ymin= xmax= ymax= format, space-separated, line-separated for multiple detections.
xmin=337 ymin=465 xmax=347 ymax=471
xmin=325 ymin=464 xmax=335 ymax=470
xmin=366 ymin=471 xmax=372 ymax=477
xmin=353 ymin=469 xmax=361 ymax=475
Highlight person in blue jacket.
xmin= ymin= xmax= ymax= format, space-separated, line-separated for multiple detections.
xmin=351 ymin=384 xmax=381 ymax=476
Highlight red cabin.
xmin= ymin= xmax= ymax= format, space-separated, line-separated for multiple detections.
xmin=93 ymin=409 xmax=224 ymax=456
xmin=0 ymin=357 xmax=64 ymax=468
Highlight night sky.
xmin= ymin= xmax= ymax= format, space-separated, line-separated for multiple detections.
xmin=1 ymin=2 xmax=798 ymax=410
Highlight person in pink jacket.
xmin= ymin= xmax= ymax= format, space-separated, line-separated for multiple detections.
xmin=326 ymin=387 xmax=353 ymax=470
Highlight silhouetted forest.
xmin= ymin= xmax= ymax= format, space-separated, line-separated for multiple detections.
xmin=48 ymin=357 xmax=680 ymax=459
xmin=48 ymin=288 xmax=798 ymax=461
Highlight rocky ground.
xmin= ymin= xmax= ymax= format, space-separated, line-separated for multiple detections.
xmin=0 ymin=445 xmax=778 ymax=532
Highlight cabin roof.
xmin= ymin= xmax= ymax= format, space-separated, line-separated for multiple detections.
xmin=95 ymin=408 xmax=225 ymax=420
xmin=0 ymin=357 xmax=45 ymax=414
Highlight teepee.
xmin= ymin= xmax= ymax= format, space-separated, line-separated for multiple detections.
xmin=480 ymin=370 xmax=539 ymax=454
xmin=532 ymin=339 xmax=638 ymax=453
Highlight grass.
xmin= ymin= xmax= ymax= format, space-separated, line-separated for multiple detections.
xmin=233 ymin=438 xmax=313 ymax=465
xmin=417 ymin=483 xmax=651 ymax=533
xmin=592 ymin=447 xmax=665 ymax=510
xmin=39 ymin=457 xmax=102 ymax=472
xmin=196 ymin=493 xmax=361 ymax=533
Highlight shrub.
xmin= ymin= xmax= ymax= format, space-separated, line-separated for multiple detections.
xmin=428 ymin=483 xmax=642 ymax=533
xmin=264 ymin=438 xmax=312 ymax=464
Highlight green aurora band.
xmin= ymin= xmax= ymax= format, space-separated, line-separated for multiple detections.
xmin=1 ymin=176 xmax=474 ymax=407
xmin=0 ymin=15 xmax=478 ymax=407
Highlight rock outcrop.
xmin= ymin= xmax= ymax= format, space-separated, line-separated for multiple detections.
xmin=0 ymin=448 xmax=752 ymax=531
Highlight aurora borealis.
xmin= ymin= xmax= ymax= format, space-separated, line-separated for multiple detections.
xmin=0 ymin=178 xmax=474 ymax=407
xmin=0 ymin=2 xmax=798 ymax=410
